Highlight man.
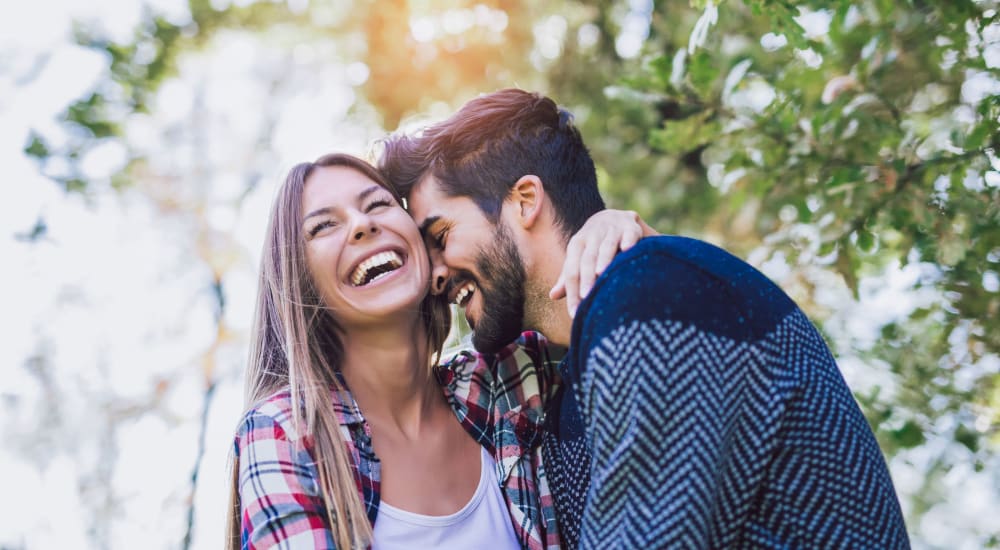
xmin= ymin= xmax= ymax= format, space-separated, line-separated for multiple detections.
xmin=380 ymin=89 xmax=909 ymax=548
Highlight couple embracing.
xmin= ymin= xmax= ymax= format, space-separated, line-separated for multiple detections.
xmin=227 ymin=89 xmax=909 ymax=549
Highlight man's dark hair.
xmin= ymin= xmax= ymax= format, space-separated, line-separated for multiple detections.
xmin=378 ymin=88 xmax=605 ymax=239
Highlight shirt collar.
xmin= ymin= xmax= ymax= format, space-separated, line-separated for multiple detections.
xmin=330 ymin=371 xmax=367 ymax=426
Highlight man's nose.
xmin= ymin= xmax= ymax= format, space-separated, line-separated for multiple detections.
xmin=429 ymin=251 xmax=450 ymax=296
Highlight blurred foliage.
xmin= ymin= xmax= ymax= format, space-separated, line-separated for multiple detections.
xmin=22 ymin=0 xmax=1000 ymax=545
xmin=655 ymin=0 xmax=997 ymax=453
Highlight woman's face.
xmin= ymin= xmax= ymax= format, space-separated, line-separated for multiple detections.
xmin=302 ymin=165 xmax=430 ymax=328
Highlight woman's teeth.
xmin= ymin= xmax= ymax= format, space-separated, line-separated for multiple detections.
xmin=351 ymin=251 xmax=403 ymax=286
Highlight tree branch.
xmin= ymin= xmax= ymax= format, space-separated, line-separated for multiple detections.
xmin=181 ymin=381 xmax=217 ymax=550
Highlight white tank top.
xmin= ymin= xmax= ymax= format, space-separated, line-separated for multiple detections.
xmin=372 ymin=447 xmax=521 ymax=550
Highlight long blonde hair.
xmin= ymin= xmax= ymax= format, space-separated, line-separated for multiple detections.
xmin=225 ymin=153 xmax=451 ymax=549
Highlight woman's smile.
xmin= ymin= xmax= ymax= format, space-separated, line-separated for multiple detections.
xmin=346 ymin=248 xmax=408 ymax=288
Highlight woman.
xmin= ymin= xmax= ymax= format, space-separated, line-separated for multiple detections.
xmin=226 ymin=153 xmax=647 ymax=549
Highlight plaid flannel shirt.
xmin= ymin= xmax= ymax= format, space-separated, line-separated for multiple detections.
xmin=234 ymin=331 xmax=563 ymax=550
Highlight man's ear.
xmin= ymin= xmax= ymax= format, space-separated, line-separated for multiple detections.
xmin=508 ymin=175 xmax=545 ymax=229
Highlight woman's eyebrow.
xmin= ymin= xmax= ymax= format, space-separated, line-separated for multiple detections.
xmin=302 ymin=206 xmax=331 ymax=222
xmin=357 ymin=185 xmax=382 ymax=202
xmin=303 ymin=207 xmax=331 ymax=222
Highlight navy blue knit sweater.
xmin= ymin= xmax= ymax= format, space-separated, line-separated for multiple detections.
xmin=542 ymin=236 xmax=909 ymax=548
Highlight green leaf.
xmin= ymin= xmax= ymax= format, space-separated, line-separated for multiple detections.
xmin=24 ymin=132 xmax=50 ymax=159
xmin=965 ymin=123 xmax=990 ymax=150
xmin=65 ymin=93 xmax=119 ymax=139
xmin=648 ymin=110 xmax=720 ymax=155
xmin=687 ymin=51 xmax=718 ymax=97
xmin=857 ymin=229 xmax=876 ymax=252
xmin=954 ymin=423 xmax=980 ymax=453
xmin=826 ymin=166 xmax=862 ymax=189
xmin=57 ymin=177 xmax=88 ymax=194
xmin=646 ymin=54 xmax=676 ymax=92
xmin=796 ymin=199 xmax=812 ymax=223
xmin=891 ymin=420 xmax=926 ymax=449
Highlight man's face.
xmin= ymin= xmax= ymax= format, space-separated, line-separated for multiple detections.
xmin=407 ymin=175 xmax=526 ymax=353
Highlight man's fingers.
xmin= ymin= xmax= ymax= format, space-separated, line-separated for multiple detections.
xmin=560 ymin=235 xmax=583 ymax=315
xmin=594 ymin=234 xmax=619 ymax=277
xmin=550 ymin=274 xmax=566 ymax=300
xmin=564 ymin=265 xmax=581 ymax=318
xmin=558 ymin=209 xmax=651 ymax=318
xmin=578 ymin=238 xmax=600 ymax=300
xmin=620 ymin=225 xmax=641 ymax=251
xmin=567 ymin=286 xmax=580 ymax=318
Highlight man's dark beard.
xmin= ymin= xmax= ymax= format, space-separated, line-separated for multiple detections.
xmin=469 ymin=222 xmax=527 ymax=354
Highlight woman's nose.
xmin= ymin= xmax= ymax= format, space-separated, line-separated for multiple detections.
xmin=349 ymin=213 xmax=379 ymax=241
xmin=353 ymin=226 xmax=376 ymax=240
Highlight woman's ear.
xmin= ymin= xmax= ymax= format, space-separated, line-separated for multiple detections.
xmin=509 ymin=175 xmax=545 ymax=229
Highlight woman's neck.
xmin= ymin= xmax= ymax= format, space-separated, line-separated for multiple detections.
xmin=339 ymin=321 xmax=443 ymax=438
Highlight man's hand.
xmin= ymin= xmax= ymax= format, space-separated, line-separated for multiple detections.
xmin=549 ymin=209 xmax=658 ymax=317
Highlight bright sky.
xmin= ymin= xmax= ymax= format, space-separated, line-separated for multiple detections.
xmin=1 ymin=1 xmax=998 ymax=549
xmin=0 ymin=1 xmax=339 ymax=547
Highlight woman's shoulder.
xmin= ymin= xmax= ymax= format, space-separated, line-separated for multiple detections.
xmin=236 ymin=388 xmax=303 ymax=443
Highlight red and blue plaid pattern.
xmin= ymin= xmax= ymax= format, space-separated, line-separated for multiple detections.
xmin=237 ymin=401 xmax=337 ymax=548
xmin=234 ymin=331 xmax=563 ymax=550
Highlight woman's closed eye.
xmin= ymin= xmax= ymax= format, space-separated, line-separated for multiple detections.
xmin=308 ymin=220 xmax=337 ymax=238
xmin=307 ymin=196 xmax=395 ymax=238
xmin=365 ymin=197 xmax=395 ymax=213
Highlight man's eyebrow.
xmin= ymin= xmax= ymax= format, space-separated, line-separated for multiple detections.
xmin=303 ymin=185 xmax=383 ymax=222
xmin=418 ymin=215 xmax=441 ymax=237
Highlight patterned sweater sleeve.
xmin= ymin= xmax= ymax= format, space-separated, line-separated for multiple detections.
xmin=234 ymin=405 xmax=336 ymax=550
